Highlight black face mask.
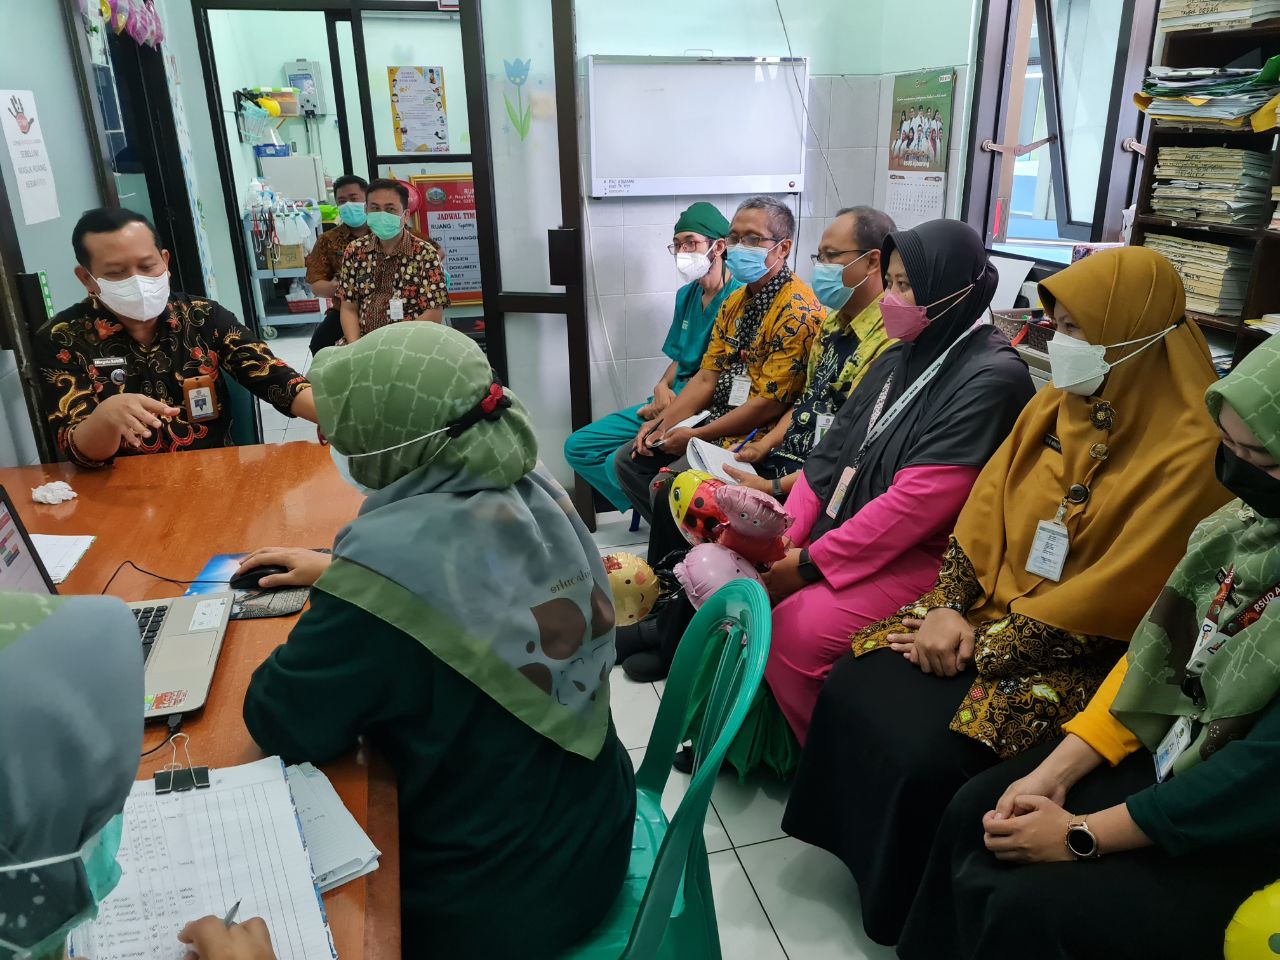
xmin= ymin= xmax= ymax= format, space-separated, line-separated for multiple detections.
xmin=1215 ymin=444 xmax=1280 ymax=518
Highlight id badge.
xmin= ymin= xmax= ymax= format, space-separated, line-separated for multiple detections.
xmin=814 ymin=413 xmax=836 ymax=446
xmin=1154 ymin=715 xmax=1194 ymax=782
xmin=825 ymin=465 xmax=856 ymax=520
xmin=1025 ymin=519 xmax=1069 ymax=581
xmin=183 ymin=375 xmax=219 ymax=422
xmin=388 ymin=297 xmax=406 ymax=321
xmin=95 ymin=356 xmax=128 ymax=389
xmin=728 ymin=375 xmax=751 ymax=407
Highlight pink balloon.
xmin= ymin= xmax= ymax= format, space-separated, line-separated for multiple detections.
xmin=674 ymin=543 xmax=762 ymax=610
xmin=714 ymin=484 xmax=792 ymax=566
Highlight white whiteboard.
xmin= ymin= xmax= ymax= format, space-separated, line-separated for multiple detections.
xmin=586 ymin=56 xmax=808 ymax=198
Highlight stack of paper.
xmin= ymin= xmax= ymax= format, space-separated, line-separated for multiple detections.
xmin=687 ymin=437 xmax=757 ymax=484
xmin=287 ymin=762 xmax=381 ymax=893
xmin=1245 ymin=314 xmax=1280 ymax=335
xmin=69 ymin=757 xmax=335 ymax=960
xmin=1150 ymin=146 xmax=1272 ymax=226
xmin=1159 ymin=0 xmax=1280 ymax=32
xmin=1142 ymin=233 xmax=1253 ymax=319
xmin=1135 ymin=57 xmax=1280 ymax=129
xmin=29 ymin=533 xmax=94 ymax=584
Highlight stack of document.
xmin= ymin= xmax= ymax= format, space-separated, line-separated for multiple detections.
xmin=1245 ymin=314 xmax=1280 ymax=335
xmin=1142 ymin=233 xmax=1253 ymax=319
xmin=687 ymin=437 xmax=757 ymax=484
xmin=1159 ymin=0 xmax=1280 ymax=32
xmin=1150 ymin=146 xmax=1272 ymax=226
xmin=287 ymin=762 xmax=381 ymax=892
xmin=1135 ymin=57 xmax=1280 ymax=129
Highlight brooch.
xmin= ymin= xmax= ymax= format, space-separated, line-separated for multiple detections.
xmin=1089 ymin=401 xmax=1115 ymax=431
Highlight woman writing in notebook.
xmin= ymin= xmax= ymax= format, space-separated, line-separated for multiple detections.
xmin=677 ymin=219 xmax=1036 ymax=778
xmin=0 ymin=593 xmax=277 ymax=960
xmin=898 ymin=333 xmax=1280 ymax=959
xmin=240 ymin=323 xmax=635 ymax=959
xmin=783 ymin=246 xmax=1231 ymax=947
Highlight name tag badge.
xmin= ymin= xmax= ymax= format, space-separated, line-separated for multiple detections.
xmin=183 ymin=375 xmax=220 ymax=422
xmin=1154 ymin=715 xmax=1194 ymax=782
xmin=728 ymin=375 xmax=751 ymax=408
xmin=814 ymin=413 xmax=836 ymax=446
xmin=388 ymin=297 xmax=406 ymax=321
xmin=1025 ymin=519 xmax=1069 ymax=581
xmin=96 ymin=355 xmax=128 ymax=387
xmin=825 ymin=465 xmax=856 ymax=520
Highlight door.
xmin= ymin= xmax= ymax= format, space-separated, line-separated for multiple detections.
xmin=0 ymin=0 xmax=112 ymax=465
xmin=465 ymin=0 xmax=592 ymax=521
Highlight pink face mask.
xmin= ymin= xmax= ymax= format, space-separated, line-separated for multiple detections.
xmin=880 ymin=283 xmax=975 ymax=342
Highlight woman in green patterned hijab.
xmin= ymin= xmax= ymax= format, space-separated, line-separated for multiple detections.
xmin=243 ymin=323 xmax=636 ymax=957
xmin=891 ymin=335 xmax=1280 ymax=959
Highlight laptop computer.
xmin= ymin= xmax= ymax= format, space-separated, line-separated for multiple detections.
xmin=0 ymin=484 xmax=234 ymax=719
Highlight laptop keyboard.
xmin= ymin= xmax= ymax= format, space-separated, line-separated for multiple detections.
xmin=132 ymin=604 xmax=171 ymax=663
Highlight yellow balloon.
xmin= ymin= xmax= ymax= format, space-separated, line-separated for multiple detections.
xmin=257 ymin=97 xmax=282 ymax=117
xmin=1224 ymin=881 xmax=1280 ymax=960
xmin=602 ymin=552 xmax=659 ymax=626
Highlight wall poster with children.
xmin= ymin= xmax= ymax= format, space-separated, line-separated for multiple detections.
xmin=388 ymin=66 xmax=449 ymax=153
xmin=884 ymin=69 xmax=955 ymax=229
xmin=410 ymin=174 xmax=481 ymax=307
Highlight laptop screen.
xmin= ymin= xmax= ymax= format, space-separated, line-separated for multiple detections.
xmin=0 ymin=495 xmax=55 ymax=595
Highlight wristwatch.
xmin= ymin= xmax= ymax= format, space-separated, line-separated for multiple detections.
xmin=1065 ymin=817 xmax=1100 ymax=860
xmin=927 ymin=602 xmax=968 ymax=615
xmin=796 ymin=548 xmax=823 ymax=584
xmin=772 ymin=476 xmax=784 ymax=498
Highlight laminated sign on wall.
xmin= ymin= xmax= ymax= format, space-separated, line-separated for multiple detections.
xmin=884 ymin=70 xmax=955 ymax=229
xmin=0 ymin=90 xmax=59 ymax=225
xmin=411 ymin=174 xmax=481 ymax=307
xmin=388 ymin=66 xmax=449 ymax=153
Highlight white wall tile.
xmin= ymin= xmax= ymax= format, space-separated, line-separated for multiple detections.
xmin=584 ymin=223 xmax=625 ymax=297
xmin=584 ymin=195 xmax=625 ymax=228
xmin=873 ymin=147 xmax=890 ymax=211
xmin=587 ymin=293 xmax=627 ymax=365
xmin=805 ymin=76 xmax=833 ymax=150
xmin=625 ymin=358 xmax=672 ymax=408
xmin=623 ymin=222 xmax=683 ymax=296
xmin=799 ymin=149 xmax=830 ymax=219
xmin=623 ymin=195 xmax=715 ymax=228
xmin=590 ymin=359 xmax=629 ymax=422
xmin=794 ymin=217 xmax=828 ymax=283
xmin=828 ymin=75 xmax=882 ymax=150
xmin=624 ymin=291 xmax=677 ymax=361
xmin=828 ymin=148 xmax=878 ymax=211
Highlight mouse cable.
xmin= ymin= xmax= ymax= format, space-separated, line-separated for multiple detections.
xmin=99 ymin=559 xmax=226 ymax=596
xmin=140 ymin=714 xmax=184 ymax=759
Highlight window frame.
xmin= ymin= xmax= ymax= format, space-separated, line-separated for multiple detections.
xmin=963 ymin=0 xmax=1158 ymax=260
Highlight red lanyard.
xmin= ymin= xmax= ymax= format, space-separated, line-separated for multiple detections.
xmin=1204 ymin=566 xmax=1236 ymax=628
xmin=1220 ymin=572 xmax=1280 ymax=636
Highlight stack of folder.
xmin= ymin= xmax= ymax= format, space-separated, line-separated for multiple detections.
xmin=1142 ymin=232 xmax=1253 ymax=320
xmin=1150 ymin=146 xmax=1272 ymax=226
xmin=1159 ymin=0 xmax=1280 ymax=32
xmin=1135 ymin=57 xmax=1280 ymax=130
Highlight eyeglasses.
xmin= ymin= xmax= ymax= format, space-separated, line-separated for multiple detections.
xmin=810 ymin=248 xmax=872 ymax=265
xmin=667 ymin=238 xmax=712 ymax=255
xmin=726 ymin=234 xmax=783 ymax=249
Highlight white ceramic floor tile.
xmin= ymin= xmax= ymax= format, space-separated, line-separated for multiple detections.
xmin=262 ymin=428 xmax=287 ymax=445
xmin=711 ymin=769 xmax=792 ymax=848
xmin=653 ymin=679 xmax=665 ymax=699
xmin=610 ymin=667 xmax=662 ymax=750
xmin=627 ymin=747 xmax=731 ymax=854
xmin=258 ymin=401 xmax=291 ymax=432
xmin=707 ymin=850 xmax=787 ymax=960
xmin=738 ymin=837 xmax=896 ymax=960
xmin=591 ymin=510 xmax=649 ymax=552
xmin=285 ymin=420 xmax=321 ymax=444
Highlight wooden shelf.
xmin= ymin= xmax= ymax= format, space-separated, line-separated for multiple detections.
xmin=1188 ymin=311 xmax=1244 ymax=334
xmin=1134 ymin=214 xmax=1261 ymax=239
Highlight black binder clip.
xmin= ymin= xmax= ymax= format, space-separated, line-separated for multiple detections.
xmin=154 ymin=733 xmax=211 ymax=794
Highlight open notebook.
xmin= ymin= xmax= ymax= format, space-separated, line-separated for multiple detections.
xmin=287 ymin=763 xmax=381 ymax=893
xmin=69 ymin=757 xmax=335 ymax=960
xmin=687 ymin=436 xmax=757 ymax=484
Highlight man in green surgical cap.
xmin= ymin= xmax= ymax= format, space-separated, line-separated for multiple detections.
xmin=564 ymin=201 xmax=741 ymax=512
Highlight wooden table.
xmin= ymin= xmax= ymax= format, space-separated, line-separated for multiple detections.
xmin=0 ymin=442 xmax=400 ymax=960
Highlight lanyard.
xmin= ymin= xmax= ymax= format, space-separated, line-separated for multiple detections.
xmin=847 ymin=320 xmax=982 ymax=476
xmin=1182 ymin=567 xmax=1280 ymax=705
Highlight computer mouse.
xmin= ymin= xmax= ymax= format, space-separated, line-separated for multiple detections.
xmin=229 ymin=564 xmax=291 ymax=592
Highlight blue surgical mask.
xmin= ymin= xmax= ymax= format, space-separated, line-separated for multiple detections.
xmin=330 ymin=447 xmax=375 ymax=496
xmin=811 ymin=251 xmax=873 ymax=311
xmin=367 ymin=211 xmax=404 ymax=242
xmin=725 ymin=244 xmax=772 ymax=284
xmin=0 ymin=814 xmax=125 ymax=960
xmin=441 ymin=267 xmax=452 ymax=291
xmin=330 ymin=425 xmax=455 ymax=495
xmin=338 ymin=202 xmax=367 ymax=228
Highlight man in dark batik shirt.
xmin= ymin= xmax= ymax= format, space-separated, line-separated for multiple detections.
xmin=34 ymin=207 xmax=317 ymax=468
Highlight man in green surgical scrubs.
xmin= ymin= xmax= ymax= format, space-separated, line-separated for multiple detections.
xmin=564 ymin=201 xmax=741 ymax=511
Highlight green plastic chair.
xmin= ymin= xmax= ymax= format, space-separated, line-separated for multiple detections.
xmin=564 ymin=578 xmax=772 ymax=960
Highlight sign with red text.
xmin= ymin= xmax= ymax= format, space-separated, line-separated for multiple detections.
xmin=411 ymin=173 xmax=481 ymax=307
xmin=1 ymin=90 xmax=59 ymax=225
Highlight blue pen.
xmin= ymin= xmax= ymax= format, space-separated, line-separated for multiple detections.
xmin=732 ymin=429 xmax=759 ymax=453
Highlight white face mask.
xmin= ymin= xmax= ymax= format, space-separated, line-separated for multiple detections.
xmin=329 ymin=425 xmax=454 ymax=495
xmin=675 ymin=250 xmax=712 ymax=283
xmin=94 ymin=271 xmax=171 ymax=322
xmin=1046 ymin=323 xmax=1180 ymax=396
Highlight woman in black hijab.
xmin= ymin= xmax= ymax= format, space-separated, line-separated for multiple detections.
xmin=677 ymin=220 xmax=1035 ymax=780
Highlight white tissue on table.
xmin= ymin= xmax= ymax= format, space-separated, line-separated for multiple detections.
xmin=31 ymin=481 xmax=77 ymax=505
